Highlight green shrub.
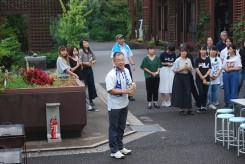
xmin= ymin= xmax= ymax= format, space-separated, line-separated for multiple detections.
xmin=12 ymin=51 xmax=25 ymax=68
xmin=40 ymin=52 xmax=58 ymax=68
xmin=136 ymin=38 xmax=144 ymax=43
xmin=147 ymin=39 xmax=155 ymax=46
xmin=156 ymin=40 xmax=169 ymax=47
xmin=0 ymin=35 xmax=23 ymax=69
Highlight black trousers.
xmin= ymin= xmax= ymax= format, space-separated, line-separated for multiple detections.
xmin=125 ymin=64 xmax=133 ymax=81
xmin=188 ymin=72 xmax=199 ymax=102
xmin=83 ymin=67 xmax=97 ymax=100
xmin=145 ymin=77 xmax=160 ymax=102
xmin=196 ymin=78 xmax=209 ymax=108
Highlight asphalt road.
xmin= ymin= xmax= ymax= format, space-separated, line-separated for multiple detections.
xmin=27 ymin=42 xmax=245 ymax=164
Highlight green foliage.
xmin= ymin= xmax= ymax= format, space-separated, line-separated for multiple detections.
xmin=0 ymin=66 xmax=7 ymax=91
xmin=40 ymin=51 xmax=58 ymax=68
xmin=0 ymin=19 xmax=16 ymax=39
xmin=0 ymin=35 xmax=24 ymax=69
xmin=147 ymin=39 xmax=155 ymax=46
xmin=0 ymin=66 xmax=28 ymax=92
xmin=50 ymin=0 xmax=92 ymax=47
xmin=11 ymin=51 xmax=25 ymax=68
xmin=156 ymin=40 xmax=169 ymax=47
xmin=231 ymin=14 xmax=245 ymax=47
xmin=5 ymin=74 xmax=29 ymax=90
xmin=102 ymin=0 xmax=131 ymax=40
xmin=5 ymin=14 xmax=28 ymax=52
xmin=86 ymin=0 xmax=108 ymax=41
xmin=50 ymin=17 xmax=66 ymax=46
xmin=136 ymin=38 xmax=144 ymax=43
xmin=197 ymin=11 xmax=210 ymax=47
xmin=50 ymin=0 xmax=131 ymax=42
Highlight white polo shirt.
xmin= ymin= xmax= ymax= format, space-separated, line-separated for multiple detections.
xmin=105 ymin=68 xmax=132 ymax=111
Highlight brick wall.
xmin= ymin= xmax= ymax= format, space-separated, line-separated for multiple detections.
xmin=0 ymin=0 xmax=67 ymax=52
xmin=167 ymin=0 xmax=176 ymax=42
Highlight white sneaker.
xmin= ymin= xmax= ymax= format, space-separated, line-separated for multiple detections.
xmin=120 ymin=148 xmax=132 ymax=155
xmin=215 ymin=102 xmax=220 ymax=106
xmin=166 ymin=101 xmax=171 ymax=107
xmin=110 ymin=151 xmax=125 ymax=159
xmin=162 ymin=101 xmax=167 ymax=107
xmin=209 ymin=104 xmax=217 ymax=110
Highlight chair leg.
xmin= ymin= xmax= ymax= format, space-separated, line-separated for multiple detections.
xmin=228 ymin=122 xmax=230 ymax=149
xmin=238 ymin=127 xmax=240 ymax=156
xmin=222 ymin=119 xmax=225 ymax=146
xmin=243 ymin=129 xmax=245 ymax=155
xmin=215 ymin=116 xmax=217 ymax=143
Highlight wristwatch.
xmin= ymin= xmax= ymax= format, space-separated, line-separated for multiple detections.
xmin=155 ymin=72 xmax=159 ymax=74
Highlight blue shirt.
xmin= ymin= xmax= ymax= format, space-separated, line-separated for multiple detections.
xmin=216 ymin=40 xmax=226 ymax=52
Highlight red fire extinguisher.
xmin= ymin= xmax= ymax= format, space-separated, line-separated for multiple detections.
xmin=50 ymin=115 xmax=58 ymax=139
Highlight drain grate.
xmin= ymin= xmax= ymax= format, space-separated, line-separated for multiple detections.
xmin=130 ymin=124 xmax=165 ymax=132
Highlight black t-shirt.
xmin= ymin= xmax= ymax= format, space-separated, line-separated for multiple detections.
xmin=69 ymin=57 xmax=83 ymax=80
xmin=194 ymin=56 xmax=211 ymax=81
xmin=159 ymin=51 xmax=176 ymax=66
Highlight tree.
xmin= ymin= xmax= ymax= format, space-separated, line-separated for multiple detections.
xmin=50 ymin=0 xmax=131 ymax=43
xmin=196 ymin=11 xmax=210 ymax=47
xmin=50 ymin=0 xmax=92 ymax=46
xmin=102 ymin=0 xmax=131 ymax=40
xmin=231 ymin=14 xmax=245 ymax=47
xmin=86 ymin=0 xmax=107 ymax=41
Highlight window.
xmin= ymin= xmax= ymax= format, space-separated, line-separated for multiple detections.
xmin=158 ymin=6 xmax=161 ymax=30
xmin=179 ymin=3 xmax=183 ymax=32
xmin=163 ymin=5 xmax=168 ymax=31
xmin=187 ymin=2 xmax=196 ymax=32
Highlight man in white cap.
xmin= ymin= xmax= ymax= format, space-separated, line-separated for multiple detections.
xmin=111 ymin=34 xmax=136 ymax=101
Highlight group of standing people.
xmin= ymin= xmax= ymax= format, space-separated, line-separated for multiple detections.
xmin=140 ymin=31 xmax=245 ymax=115
xmin=140 ymin=45 xmax=195 ymax=115
xmin=55 ymin=32 xmax=245 ymax=159
xmin=56 ymin=40 xmax=98 ymax=112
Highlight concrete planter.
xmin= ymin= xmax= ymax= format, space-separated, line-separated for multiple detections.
xmin=0 ymin=79 xmax=86 ymax=140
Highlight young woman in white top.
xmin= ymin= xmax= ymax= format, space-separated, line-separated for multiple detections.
xmin=223 ymin=45 xmax=242 ymax=108
xmin=56 ymin=45 xmax=79 ymax=79
xmin=207 ymin=46 xmax=222 ymax=110
xmin=171 ymin=47 xmax=194 ymax=115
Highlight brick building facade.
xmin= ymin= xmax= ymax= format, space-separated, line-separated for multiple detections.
xmin=138 ymin=0 xmax=245 ymax=46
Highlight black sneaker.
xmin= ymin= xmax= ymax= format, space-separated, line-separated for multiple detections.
xmin=90 ymin=100 xmax=95 ymax=106
xmin=187 ymin=110 xmax=194 ymax=115
xmin=224 ymin=103 xmax=232 ymax=108
xmin=179 ymin=110 xmax=186 ymax=115
xmin=154 ymin=103 xmax=160 ymax=109
xmin=201 ymin=107 xmax=208 ymax=113
xmin=147 ymin=104 xmax=152 ymax=109
xmin=196 ymin=108 xmax=202 ymax=113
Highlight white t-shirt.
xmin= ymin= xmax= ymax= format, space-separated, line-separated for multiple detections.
xmin=105 ymin=68 xmax=132 ymax=111
xmin=210 ymin=57 xmax=222 ymax=85
xmin=171 ymin=57 xmax=193 ymax=74
xmin=56 ymin=56 xmax=71 ymax=78
xmin=220 ymin=47 xmax=240 ymax=60
xmin=222 ymin=55 xmax=242 ymax=70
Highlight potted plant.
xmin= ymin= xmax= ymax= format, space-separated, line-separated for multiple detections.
xmin=0 ymin=66 xmax=86 ymax=140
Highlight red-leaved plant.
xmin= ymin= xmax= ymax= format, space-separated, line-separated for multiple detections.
xmin=21 ymin=68 xmax=55 ymax=86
